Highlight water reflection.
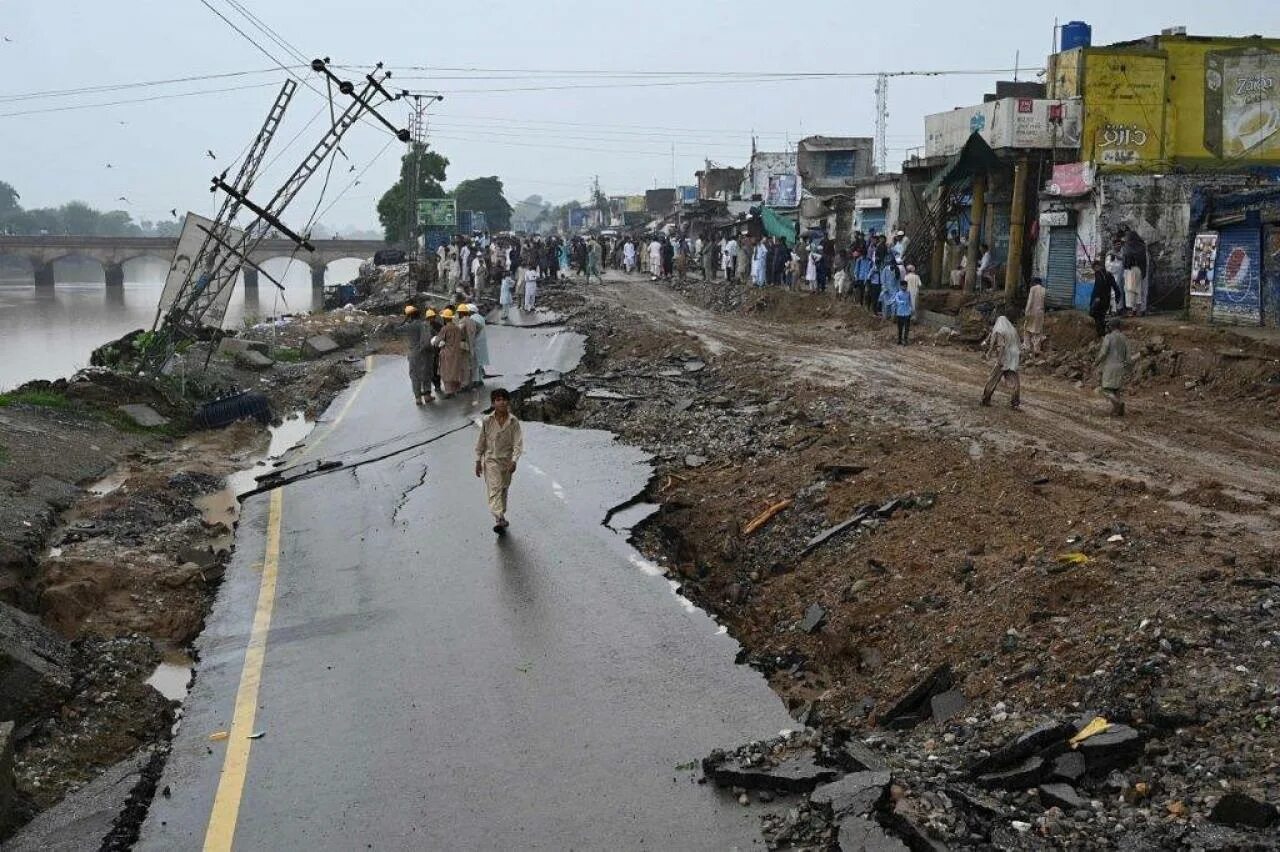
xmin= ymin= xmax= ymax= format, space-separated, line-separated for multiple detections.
xmin=0 ymin=257 xmax=364 ymax=390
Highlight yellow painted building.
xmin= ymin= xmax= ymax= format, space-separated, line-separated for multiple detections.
xmin=1050 ymin=34 xmax=1280 ymax=170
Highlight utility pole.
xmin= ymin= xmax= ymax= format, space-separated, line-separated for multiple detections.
xmin=874 ymin=73 xmax=888 ymax=175
xmin=407 ymin=95 xmax=426 ymax=255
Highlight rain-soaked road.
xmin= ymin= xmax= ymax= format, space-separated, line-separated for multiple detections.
xmin=138 ymin=311 xmax=793 ymax=851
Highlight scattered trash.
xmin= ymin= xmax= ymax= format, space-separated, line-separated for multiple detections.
xmin=742 ymin=500 xmax=792 ymax=536
xmin=208 ymin=731 xmax=229 ymax=742
xmin=1056 ymin=551 xmax=1091 ymax=566
xmin=247 ymin=731 xmax=265 ymax=740
xmin=1069 ymin=716 xmax=1110 ymax=748
xmin=1106 ymin=534 xmax=1125 ymax=543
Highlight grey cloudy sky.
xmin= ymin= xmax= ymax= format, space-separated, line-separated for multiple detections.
xmin=1 ymin=1 xmax=1274 ymax=231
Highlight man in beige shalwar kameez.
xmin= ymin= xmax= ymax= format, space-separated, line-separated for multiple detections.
xmin=474 ymin=388 xmax=523 ymax=532
xmin=1022 ymin=276 xmax=1047 ymax=355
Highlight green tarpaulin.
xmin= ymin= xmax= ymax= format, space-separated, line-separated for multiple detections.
xmin=761 ymin=206 xmax=797 ymax=241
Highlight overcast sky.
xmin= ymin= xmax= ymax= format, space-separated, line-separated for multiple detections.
xmin=1 ymin=1 xmax=1274 ymax=232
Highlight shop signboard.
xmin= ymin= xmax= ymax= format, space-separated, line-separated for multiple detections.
xmin=417 ymin=197 xmax=456 ymax=228
xmin=1211 ymin=224 xmax=1262 ymax=324
xmin=925 ymin=99 xmax=1082 ymax=158
xmin=1190 ymin=232 xmax=1219 ymax=297
xmin=678 ymin=185 xmax=699 ymax=204
xmin=624 ymin=195 xmax=646 ymax=213
xmin=1081 ymin=52 xmax=1167 ymax=168
xmin=1045 ymin=162 xmax=1094 ymax=197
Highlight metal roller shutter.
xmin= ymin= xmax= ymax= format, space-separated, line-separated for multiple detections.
xmin=1045 ymin=226 xmax=1077 ymax=308
xmin=1212 ymin=224 xmax=1262 ymax=325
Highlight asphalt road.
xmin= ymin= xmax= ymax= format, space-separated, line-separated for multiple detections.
xmin=138 ymin=313 xmax=793 ymax=851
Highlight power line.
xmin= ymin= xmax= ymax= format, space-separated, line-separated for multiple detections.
xmin=0 ymin=81 xmax=284 ymax=118
xmin=0 ymin=67 xmax=294 ymax=103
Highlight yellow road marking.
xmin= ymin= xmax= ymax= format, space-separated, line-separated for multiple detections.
xmin=202 ymin=355 xmax=373 ymax=850
xmin=202 ymin=488 xmax=282 ymax=852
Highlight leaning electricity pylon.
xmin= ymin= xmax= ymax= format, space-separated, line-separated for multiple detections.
xmin=144 ymin=60 xmax=407 ymax=376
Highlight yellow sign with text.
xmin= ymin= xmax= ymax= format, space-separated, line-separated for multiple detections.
xmin=1082 ymin=52 xmax=1167 ymax=169
xmin=1163 ymin=38 xmax=1280 ymax=164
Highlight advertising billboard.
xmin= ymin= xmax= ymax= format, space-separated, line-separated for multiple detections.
xmin=678 ymin=185 xmax=699 ymax=204
xmin=624 ymin=195 xmax=646 ymax=213
xmin=1190 ymin=232 xmax=1219 ymax=297
xmin=925 ymin=99 xmax=1083 ymax=158
xmin=159 ymin=212 xmax=247 ymax=329
xmin=1081 ymin=52 xmax=1167 ymax=168
xmin=766 ymin=173 xmax=800 ymax=207
xmin=417 ymin=197 xmax=457 ymax=228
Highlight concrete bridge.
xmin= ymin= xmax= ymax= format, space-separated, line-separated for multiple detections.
xmin=0 ymin=235 xmax=388 ymax=288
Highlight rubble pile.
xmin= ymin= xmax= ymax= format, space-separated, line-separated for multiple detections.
xmin=535 ymin=274 xmax=1280 ymax=850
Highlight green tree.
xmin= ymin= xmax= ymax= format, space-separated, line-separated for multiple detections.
xmin=452 ymin=176 xmax=512 ymax=232
xmin=376 ymin=142 xmax=449 ymax=243
xmin=0 ymin=181 xmax=18 ymax=214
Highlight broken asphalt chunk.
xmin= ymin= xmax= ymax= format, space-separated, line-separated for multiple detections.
xmin=702 ymin=752 xmax=840 ymax=794
xmin=684 ymin=454 xmax=707 ymax=469
xmin=301 ymin=334 xmax=340 ymax=359
xmin=929 ymin=689 xmax=966 ymax=723
xmin=801 ymin=603 xmax=827 ymax=634
xmin=837 ymin=816 xmax=910 ymax=852
xmin=843 ymin=741 xmax=888 ymax=772
xmin=879 ymin=664 xmax=954 ymax=729
xmin=1075 ymin=724 xmax=1142 ymax=775
xmin=1209 ymin=792 xmax=1278 ymax=829
xmin=800 ymin=510 xmax=871 ymax=556
xmin=811 ymin=770 xmax=891 ymax=818
xmin=1048 ymin=751 xmax=1086 ymax=783
xmin=968 ymin=722 xmax=1074 ymax=777
xmin=1038 ymin=782 xmax=1088 ymax=812
xmin=977 ymin=756 xmax=1045 ymax=791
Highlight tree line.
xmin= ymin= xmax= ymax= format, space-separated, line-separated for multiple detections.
xmin=0 ymin=181 xmax=182 ymax=238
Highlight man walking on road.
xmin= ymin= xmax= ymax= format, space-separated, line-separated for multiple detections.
xmin=1096 ymin=317 xmax=1131 ymax=416
xmin=893 ymin=278 xmax=914 ymax=345
xmin=475 ymin=388 xmax=524 ymax=533
xmin=1022 ymin=275 xmax=1047 ymax=355
xmin=981 ymin=315 xmax=1022 ymax=409
xmin=1090 ymin=259 xmax=1115 ymax=339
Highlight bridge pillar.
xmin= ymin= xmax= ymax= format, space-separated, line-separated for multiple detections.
xmin=242 ymin=267 xmax=260 ymax=291
xmin=310 ymin=263 xmax=326 ymax=290
xmin=33 ymin=260 xmax=55 ymax=288
xmin=104 ymin=262 xmax=125 ymax=289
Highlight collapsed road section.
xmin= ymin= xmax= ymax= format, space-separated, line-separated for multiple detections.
xmin=135 ymin=316 xmax=798 ymax=849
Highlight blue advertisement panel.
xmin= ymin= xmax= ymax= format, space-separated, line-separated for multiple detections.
xmin=457 ymin=210 xmax=474 ymax=235
xmin=569 ymin=208 xmax=589 ymax=229
xmin=1211 ymin=224 xmax=1262 ymax=325
xmin=678 ymin=185 xmax=699 ymax=203
xmin=423 ymin=229 xmax=450 ymax=252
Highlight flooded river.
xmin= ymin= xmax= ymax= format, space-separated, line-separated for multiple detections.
xmin=0 ymin=256 xmax=364 ymax=391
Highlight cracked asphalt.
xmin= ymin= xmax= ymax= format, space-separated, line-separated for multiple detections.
xmin=137 ymin=314 xmax=793 ymax=851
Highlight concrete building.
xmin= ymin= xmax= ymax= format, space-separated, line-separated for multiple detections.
xmin=741 ymin=150 xmax=798 ymax=206
xmin=796 ymin=137 xmax=874 ymax=193
xmin=1031 ymin=28 xmax=1280 ymax=320
xmin=696 ymin=166 xmax=744 ymax=202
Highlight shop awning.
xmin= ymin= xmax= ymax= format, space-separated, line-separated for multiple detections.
xmin=761 ymin=206 xmax=798 ymax=241
xmin=924 ymin=133 xmax=1004 ymax=199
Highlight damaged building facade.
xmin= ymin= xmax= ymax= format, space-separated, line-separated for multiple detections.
xmin=1032 ymin=29 xmax=1280 ymax=321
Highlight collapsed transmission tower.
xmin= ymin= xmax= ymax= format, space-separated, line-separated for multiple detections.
xmin=143 ymin=59 xmax=408 ymax=375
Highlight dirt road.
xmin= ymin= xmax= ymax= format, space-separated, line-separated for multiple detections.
xmin=595 ymin=277 xmax=1280 ymax=538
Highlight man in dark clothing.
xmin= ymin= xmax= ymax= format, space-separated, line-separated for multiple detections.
xmin=1090 ymin=259 xmax=1115 ymax=338
xmin=660 ymin=237 xmax=674 ymax=279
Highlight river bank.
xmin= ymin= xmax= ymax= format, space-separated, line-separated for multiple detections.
xmin=527 ymin=271 xmax=1280 ymax=850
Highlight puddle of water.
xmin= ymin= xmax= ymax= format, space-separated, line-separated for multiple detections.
xmin=146 ymin=650 xmax=194 ymax=702
xmin=224 ymin=412 xmax=315 ymax=499
xmin=87 ymin=468 xmax=129 ymax=496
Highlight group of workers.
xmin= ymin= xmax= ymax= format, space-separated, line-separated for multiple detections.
xmin=399 ymin=301 xmax=490 ymax=404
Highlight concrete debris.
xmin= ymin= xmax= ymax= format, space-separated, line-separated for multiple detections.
xmin=843 ymin=741 xmax=888 ymax=772
xmin=1048 ymin=751 xmax=1086 ymax=783
xmin=215 ymin=337 xmax=269 ymax=357
xmin=682 ymin=359 xmax=706 ymax=373
xmin=801 ymin=603 xmax=827 ymax=634
xmin=969 ymin=722 xmax=1075 ymax=777
xmin=301 ymin=334 xmax=341 ymax=359
xmin=115 ymin=404 xmax=169 ymax=428
xmin=879 ymin=663 xmax=954 ymax=729
xmin=684 ymin=454 xmax=708 ymax=468
xmin=1209 ymin=792 xmax=1278 ymax=829
xmin=234 ymin=350 xmax=275 ymax=371
xmin=0 ymin=601 xmax=73 ymax=722
xmin=811 ymin=770 xmax=892 ymax=818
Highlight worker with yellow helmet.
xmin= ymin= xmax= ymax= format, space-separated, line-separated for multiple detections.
xmin=398 ymin=304 xmax=435 ymax=405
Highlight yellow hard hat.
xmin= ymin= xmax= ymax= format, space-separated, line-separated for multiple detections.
xmin=441 ymin=308 xmax=455 ymax=319
xmin=404 ymin=304 xmax=418 ymax=315
xmin=424 ymin=308 xmax=437 ymax=318
xmin=457 ymin=303 xmax=471 ymax=314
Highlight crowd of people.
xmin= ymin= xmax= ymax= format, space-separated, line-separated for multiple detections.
xmin=398 ymin=300 xmax=491 ymax=404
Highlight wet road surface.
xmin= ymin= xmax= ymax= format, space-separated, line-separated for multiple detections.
xmin=138 ymin=316 xmax=793 ymax=850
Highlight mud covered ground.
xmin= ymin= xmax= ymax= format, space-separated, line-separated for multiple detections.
xmin=531 ymin=270 xmax=1280 ymax=850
